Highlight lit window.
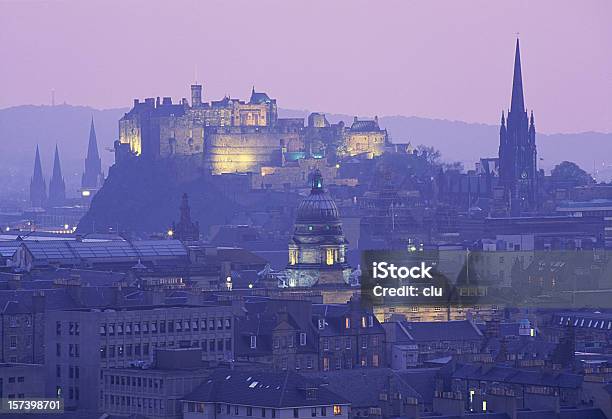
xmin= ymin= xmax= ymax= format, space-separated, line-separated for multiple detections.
xmin=333 ymin=406 xmax=342 ymax=416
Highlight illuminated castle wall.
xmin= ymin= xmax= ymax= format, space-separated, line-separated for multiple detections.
xmin=115 ymin=84 xmax=388 ymax=174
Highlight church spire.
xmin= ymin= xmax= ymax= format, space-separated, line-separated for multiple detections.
xmin=29 ymin=145 xmax=47 ymax=208
xmin=48 ymin=144 xmax=66 ymax=207
xmin=510 ymin=38 xmax=525 ymax=113
xmin=82 ymin=117 xmax=103 ymax=189
xmin=87 ymin=117 xmax=100 ymax=162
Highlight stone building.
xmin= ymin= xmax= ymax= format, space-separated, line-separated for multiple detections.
xmin=115 ymin=83 xmax=388 ymax=176
xmin=313 ymin=299 xmax=386 ymax=371
xmin=44 ymin=303 xmax=234 ymax=411
xmin=285 ymin=170 xmax=351 ymax=287
xmin=182 ymin=369 xmax=350 ymax=419
xmin=100 ymin=347 xmax=210 ymax=419
xmin=339 ymin=116 xmax=388 ymax=159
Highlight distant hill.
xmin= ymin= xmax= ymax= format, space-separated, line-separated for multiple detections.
xmin=0 ymin=105 xmax=127 ymax=200
xmin=1 ymin=104 xmax=610 ymax=200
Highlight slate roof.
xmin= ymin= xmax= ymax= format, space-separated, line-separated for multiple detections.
xmin=394 ymin=320 xmax=483 ymax=343
xmin=312 ymin=303 xmax=385 ymax=337
xmin=424 ymin=410 xmax=607 ymax=419
xmin=183 ymin=369 xmax=348 ymax=408
xmin=453 ymin=364 xmax=583 ymax=389
xmin=305 ymin=368 xmax=423 ymax=408
xmin=349 ymin=119 xmax=381 ymax=132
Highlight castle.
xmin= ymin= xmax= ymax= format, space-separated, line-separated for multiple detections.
xmin=115 ymin=85 xmax=389 ymax=174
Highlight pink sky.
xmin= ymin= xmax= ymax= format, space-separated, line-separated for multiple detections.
xmin=1 ymin=0 xmax=610 ymax=133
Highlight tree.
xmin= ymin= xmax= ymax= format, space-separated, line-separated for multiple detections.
xmin=550 ymin=161 xmax=594 ymax=187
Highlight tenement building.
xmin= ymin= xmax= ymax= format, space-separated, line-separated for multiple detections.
xmin=44 ymin=303 xmax=234 ymax=411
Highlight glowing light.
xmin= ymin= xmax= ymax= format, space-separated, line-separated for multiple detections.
xmin=335 ymin=163 xmax=340 ymax=168
xmin=64 ymin=224 xmax=69 ymax=230
xmin=81 ymin=190 xmax=91 ymax=197
xmin=226 ymin=276 xmax=232 ymax=282
xmin=248 ymin=284 xmax=253 ymax=289
xmin=167 ymin=229 xmax=174 ymax=237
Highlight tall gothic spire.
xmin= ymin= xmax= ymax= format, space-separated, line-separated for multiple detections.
xmin=510 ymin=38 xmax=525 ymax=113
xmin=82 ymin=117 xmax=103 ymax=189
xmin=48 ymin=145 xmax=66 ymax=207
xmin=29 ymin=145 xmax=47 ymax=208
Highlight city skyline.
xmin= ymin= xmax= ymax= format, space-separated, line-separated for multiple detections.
xmin=0 ymin=0 xmax=610 ymax=134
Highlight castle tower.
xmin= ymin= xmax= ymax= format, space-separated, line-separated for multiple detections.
xmin=191 ymin=84 xmax=202 ymax=107
xmin=285 ymin=170 xmax=351 ymax=287
xmin=29 ymin=145 xmax=47 ymax=208
xmin=171 ymin=193 xmax=200 ymax=242
xmin=81 ymin=117 xmax=104 ymax=197
xmin=498 ymin=39 xmax=538 ymax=214
xmin=48 ymin=145 xmax=66 ymax=207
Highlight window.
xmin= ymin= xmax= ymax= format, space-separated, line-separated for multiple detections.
xmin=56 ymin=343 xmax=61 ymax=357
xmin=372 ymin=354 xmax=380 ymax=367
xmin=312 ymin=408 xmax=317 ymax=417
xmin=225 ymin=318 xmax=232 ymax=329
xmin=300 ymin=332 xmax=307 ymax=346
xmin=294 ymin=408 xmax=299 ymax=418
xmin=56 ymin=321 xmax=62 ymax=336
xmin=250 ymin=335 xmax=257 ymax=349
xmin=321 ymin=407 xmax=327 ymax=416
xmin=333 ymin=406 xmax=342 ymax=416
xmin=323 ymin=338 xmax=329 ymax=351
xmin=345 ymin=317 xmax=351 ymax=329
xmin=9 ymin=336 xmax=17 ymax=349
xmin=262 ymin=408 xmax=266 ymax=417
xmin=56 ymin=365 xmax=61 ymax=378
xmin=345 ymin=337 xmax=351 ymax=350
xmin=247 ymin=407 xmax=253 ymax=416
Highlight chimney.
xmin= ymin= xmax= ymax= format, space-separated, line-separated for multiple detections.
xmin=486 ymin=387 xmax=518 ymax=419
xmin=433 ymin=391 xmax=464 ymax=417
xmin=32 ymin=290 xmax=46 ymax=313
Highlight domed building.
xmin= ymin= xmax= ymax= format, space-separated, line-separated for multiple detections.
xmin=286 ymin=170 xmax=351 ymax=287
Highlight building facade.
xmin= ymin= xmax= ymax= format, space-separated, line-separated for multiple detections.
xmin=44 ymin=303 xmax=234 ymax=411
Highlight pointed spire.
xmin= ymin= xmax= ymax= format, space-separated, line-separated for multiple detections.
xmin=33 ymin=145 xmax=44 ymax=183
xmin=510 ymin=38 xmax=525 ymax=113
xmin=48 ymin=144 xmax=66 ymax=207
xmin=501 ymin=110 xmax=506 ymax=125
xmin=52 ymin=145 xmax=63 ymax=181
xmin=29 ymin=145 xmax=47 ymax=208
xmin=87 ymin=117 xmax=100 ymax=161
xmin=82 ymin=117 xmax=103 ymax=190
